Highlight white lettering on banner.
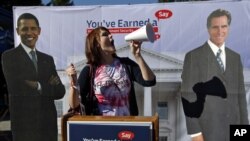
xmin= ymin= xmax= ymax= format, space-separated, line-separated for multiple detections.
xmin=121 ymin=132 xmax=131 ymax=139
xmin=99 ymin=139 xmax=119 ymax=141
xmin=82 ymin=138 xmax=98 ymax=141
xmin=82 ymin=138 xmax=119 ymax=141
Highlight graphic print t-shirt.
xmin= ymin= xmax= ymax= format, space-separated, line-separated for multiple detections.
xmin=94 ymin=58 xmax=131 ymax=116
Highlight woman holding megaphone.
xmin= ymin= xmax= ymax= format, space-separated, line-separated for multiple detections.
xmin=66 ymin=26 xmax=156 ymax=116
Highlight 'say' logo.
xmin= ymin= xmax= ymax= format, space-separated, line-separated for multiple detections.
xmin=118 ymin=131 xmax=135 ymax=140
xmin=155 ymin=9 xmax=173 ymax=21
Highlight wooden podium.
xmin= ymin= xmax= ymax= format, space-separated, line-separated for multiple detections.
xmin=61 ymin=113 xmax=159 ymax=141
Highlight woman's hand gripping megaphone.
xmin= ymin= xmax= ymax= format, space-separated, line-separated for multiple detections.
xmin=129 ymin=40 xmax=142 ymax=57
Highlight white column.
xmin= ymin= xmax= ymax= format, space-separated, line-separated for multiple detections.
xmin=144 ymin=87 xmax=152 ymax=116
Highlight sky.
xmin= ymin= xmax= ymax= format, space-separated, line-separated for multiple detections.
xmin=42 ymin=0 xmax=158 ymax=6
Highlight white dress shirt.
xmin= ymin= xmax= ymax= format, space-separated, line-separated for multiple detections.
xmin=21 ymin=43 xmax=41 ymax=91
xmin=208 ymin=40 xmax=226 ymax=71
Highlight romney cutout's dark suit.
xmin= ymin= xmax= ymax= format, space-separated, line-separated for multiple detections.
xmin=181 ymin=42 xmax=249 ymax=141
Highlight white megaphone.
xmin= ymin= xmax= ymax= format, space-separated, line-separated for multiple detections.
xmin=124 ymin=23 xmax=155 ymax=43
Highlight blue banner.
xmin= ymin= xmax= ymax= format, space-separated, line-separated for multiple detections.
xmin=68 ymin=121 xmax=153 ymax=141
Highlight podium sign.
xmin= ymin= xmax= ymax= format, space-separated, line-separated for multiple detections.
xmin=61 ymin=114 xmax=159 ymax=141
xmin=68 ymin=121 xmax=152 ymax=141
